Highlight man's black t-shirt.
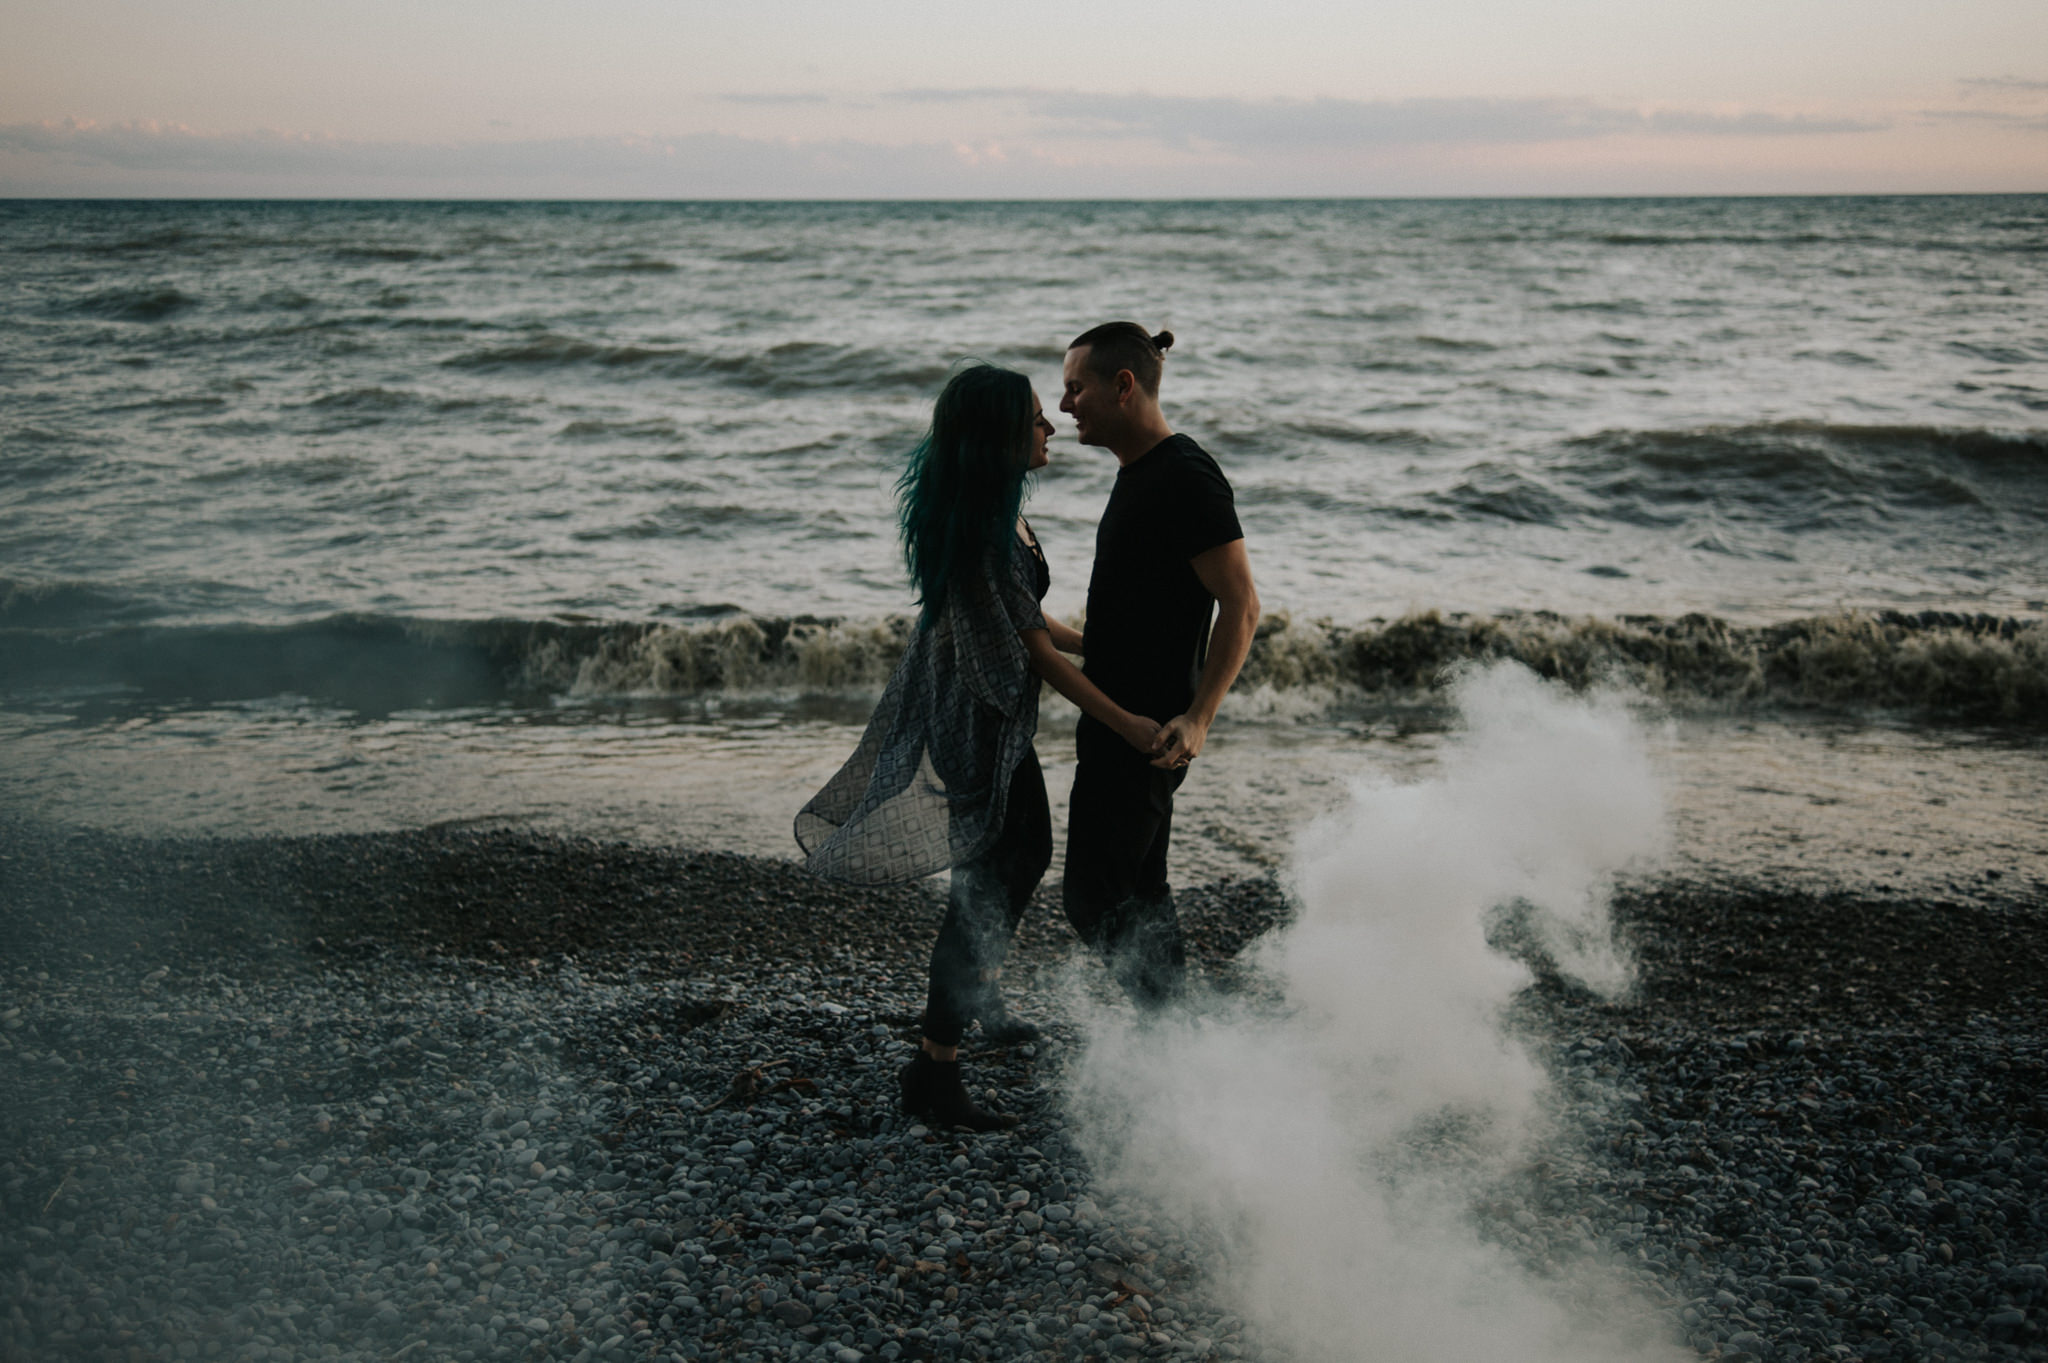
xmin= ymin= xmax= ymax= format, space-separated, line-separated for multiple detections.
xmin=1081 ymin=433 xmax=1243 ymax=724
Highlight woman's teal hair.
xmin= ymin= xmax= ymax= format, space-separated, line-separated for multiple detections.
xmin=897 ymin=362 xmax=1034 ymax=624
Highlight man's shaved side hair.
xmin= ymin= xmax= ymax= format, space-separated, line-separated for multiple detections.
xmin=1068 ymin=322 xmax=1175 ymax=396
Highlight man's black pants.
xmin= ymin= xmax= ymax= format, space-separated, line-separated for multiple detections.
xmin=1061 ymin=715 xmax=1189 ymax=1008
xmin=923 ymin=751 xmax=1051 ymax=1047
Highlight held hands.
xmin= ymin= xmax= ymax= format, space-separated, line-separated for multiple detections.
xmin=1149 ymin=714 xmax=1208 ymax=770
xmin=1109 ymin=709 xmax=1207 ymax=768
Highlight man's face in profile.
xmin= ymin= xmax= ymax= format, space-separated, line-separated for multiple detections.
xmin=1060 ymin=345 xmax=1120 ymax=450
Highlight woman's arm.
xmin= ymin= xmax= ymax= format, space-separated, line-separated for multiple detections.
xmin=1020 ymin=629 xmax=1158 ymax=753
xmin=1044 ymin=617 xmax=1085 ymax=654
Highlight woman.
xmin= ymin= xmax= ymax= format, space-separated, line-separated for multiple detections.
xmin=796 ymin=362 xmax=1161 ymax=1131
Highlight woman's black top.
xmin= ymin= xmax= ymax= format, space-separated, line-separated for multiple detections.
xmin=1019 ymin=518 xmax=1050 ymax=601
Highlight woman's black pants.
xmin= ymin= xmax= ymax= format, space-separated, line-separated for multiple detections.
xmin=922 ymin=750 xmax=1052 ymax=1047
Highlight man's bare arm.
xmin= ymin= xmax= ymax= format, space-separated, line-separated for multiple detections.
xmin=1045 ymin=617 xmax=1085 ymax=654
xmin=1151 ymin=538 xmax=1259 ymax=769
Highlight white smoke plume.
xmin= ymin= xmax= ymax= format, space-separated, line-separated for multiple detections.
xmin=1066 ymin=663 xmax=1681 ymax=1362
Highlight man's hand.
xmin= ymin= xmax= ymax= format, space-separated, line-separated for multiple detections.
xmin=1150 ymin=713 xmax=1209 ymax=769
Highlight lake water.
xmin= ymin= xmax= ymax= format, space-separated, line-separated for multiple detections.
xmin=2 ymin=197 xmax=2043 ymax=893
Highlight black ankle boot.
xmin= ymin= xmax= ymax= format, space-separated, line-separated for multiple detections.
xmin=899 ymin=1051 xmax=1018 ymax=1132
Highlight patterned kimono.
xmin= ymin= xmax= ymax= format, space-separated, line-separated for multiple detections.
xmin=795 ymin=537 xmax=1047 ymax=885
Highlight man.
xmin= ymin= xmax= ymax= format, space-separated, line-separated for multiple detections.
xmin=1057 ymin=321 xmax=1260 ymax=1007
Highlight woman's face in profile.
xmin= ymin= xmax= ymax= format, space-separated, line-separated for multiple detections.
xmin=1028 ymin=391 xmax=1054 ymax=471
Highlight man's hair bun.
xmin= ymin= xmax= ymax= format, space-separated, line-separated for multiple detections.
xmin=1067 ymin=321 xmax=1174 ymax=394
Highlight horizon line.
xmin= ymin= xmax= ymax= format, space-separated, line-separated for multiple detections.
xmin=4 ymin=189 xmax=2046 ymax=205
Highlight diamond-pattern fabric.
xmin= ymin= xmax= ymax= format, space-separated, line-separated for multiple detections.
xmin=796 ymin=536 xmax=1046 ymax=885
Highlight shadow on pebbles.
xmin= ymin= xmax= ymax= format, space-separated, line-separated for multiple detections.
xmin=1 ymin=823 xmax=2044 ymax=1363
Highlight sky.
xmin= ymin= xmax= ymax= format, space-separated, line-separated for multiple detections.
xmin=2 ymin=0 xmax=2045 ymax=197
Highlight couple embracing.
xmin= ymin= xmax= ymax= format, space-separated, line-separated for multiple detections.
xmin=796 ymin=323 xmax=1260 ymax=1131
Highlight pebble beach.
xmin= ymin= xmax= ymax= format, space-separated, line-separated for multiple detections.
xmin=3 ymin=821 xmax=2043 ymax=1363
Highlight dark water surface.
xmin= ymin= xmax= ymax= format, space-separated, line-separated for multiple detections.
xmin=2 ymin=198 xmax=2043 ymax=860
xmin=5 ymin=197 xmax=2045 ymax=635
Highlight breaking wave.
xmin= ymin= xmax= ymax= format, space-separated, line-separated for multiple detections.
xmin=3 ymin=603 xmax=2042 ymax=723
xmin=1236 ymin=609 xmax=2048 ymax=722
xmin=0 ymin=611 xmax=912 ymax=717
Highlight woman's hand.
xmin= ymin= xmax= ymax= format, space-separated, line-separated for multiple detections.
xmin=1114 ymin=711 xmax=1162 ymax=755
xmin=1021 ymin=629 xmax=1162 ymax=756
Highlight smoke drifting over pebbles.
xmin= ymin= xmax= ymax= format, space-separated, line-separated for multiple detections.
xmin=4 ymin=772 xmax=2046 ymax=1360
xmin=1068 ymin=667 xmax=1680 ymax=1363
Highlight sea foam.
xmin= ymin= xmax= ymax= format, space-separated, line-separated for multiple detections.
xmin=4 ymin=600 xmax=2043 ymax=721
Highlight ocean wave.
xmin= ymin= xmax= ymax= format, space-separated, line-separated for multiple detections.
xmin=1237 ymin=610 xmax=2048 ymax=722
xmin=0 ymin=434 xmax=90 ymax=486
xmin=567 ymin=504 xmax=810 ymax=541
xmin=186 ymin=452 xmax=371 ymax=487
xmin=1291 ymin=421 xmax=1437 ymax=448
xmin=1305 ymin=304 xmax=1423 ymax=323
xmin=304 ymin=386 xmax=426 ymax=411
xmin=0 ymin=613 xmax=914 ymax=716
xmin=1949 ymin=340 xmax=2046 ymax=365
xmin=557 ymin=417 xmax=684 ymax=441
xmin=1434 ymin=464 xmax=1592 ymax=526
xmin=292 ymin=386 xmax=440 ymax=432
xmin=258 ymin=288 xmax=318 ymax=311
xmin=33 ymin=224 xmax=513 ymax=263
xmin=50 ymin=228 xmax=198 ymax=255
xmin=117 ymin=394 xmax=229 ymax=414
xmin=3 ymin=607 xmax=2041 ymax=723
xmin=441 ymin=333 xmax=958 ymax=393
xmin=1456 ymin=229 xmax=2044 ymax=254
xmin=332 ymin=245 xmax=441 ymax=263
xmin=1793 ymin=348 xmax=1883 ymax=368
xmin=526 ymin=616 xmax=912 ymax=698
xmin=0 ymin=577 xmax=169 ymax=628
xmin=32 ymin=226 xmax=336 ymax=258
xmin=73 ymin=285 xmax=193 ymax=321
xmin=1492 ymin=423 xmax=2048 ymax=532
xmin=1203 ymin=418 xmax=1439 ymax=460
xmin=443 ymin=333 xmax=614 ymax=367
xmin=2 ymin=424 xmax=80 ymax=445
xmin=1548 ymin=299 xmax=1649 ymax=315
xmin=1232 ymin=484 xmax=1380 ymax=516
xmin=1591 ymin=232 xmax=1851 ymax=247
xmin=582 ymin=258 xmax=680 ymax=275
xmin=1618 ymin=419 xmax=2043 ymax=469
